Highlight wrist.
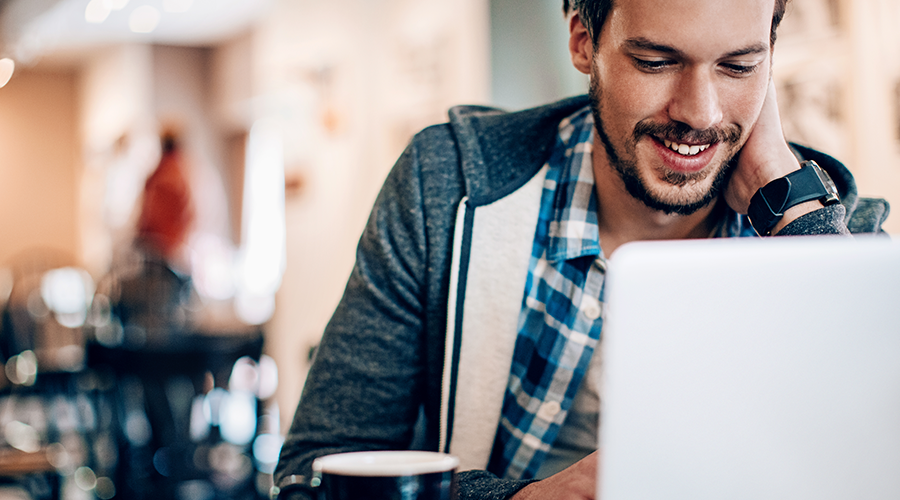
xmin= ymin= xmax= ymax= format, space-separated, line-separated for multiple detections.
xmin=770 ymin=199 xmax=824 ymax=235
xmin=748 ymin=145 xmax=802 ymax=191
xmin=728 ymin=143 xmax=801 ymax=214
xmin=746 ymin=160 xmax=840 ymax=236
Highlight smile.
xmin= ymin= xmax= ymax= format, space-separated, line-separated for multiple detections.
xmin=662 ymin=139 xmax=710 ymax=156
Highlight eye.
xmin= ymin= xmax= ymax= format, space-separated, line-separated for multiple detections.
xmin=633 ymin=57 xmax=675 ymax=72
xmin=720 ymin=62 xmax=760 ymax=77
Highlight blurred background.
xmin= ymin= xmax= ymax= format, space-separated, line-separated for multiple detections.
xmin=0 ymin=0 xmax=898 ymax=498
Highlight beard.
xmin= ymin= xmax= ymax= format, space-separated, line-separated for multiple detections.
xmin=588 ymin=76 xmax=743 ymax=216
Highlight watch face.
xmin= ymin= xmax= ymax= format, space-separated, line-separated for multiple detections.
xmin=809 ymin=161 xmax=840 ymax=205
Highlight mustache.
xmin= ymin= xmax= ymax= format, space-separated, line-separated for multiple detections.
xmin=633 ymin=120 xmax=742 ymax=145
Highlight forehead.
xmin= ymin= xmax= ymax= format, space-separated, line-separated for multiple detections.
xmin=604 ymin=0 xmax=775 ymax=54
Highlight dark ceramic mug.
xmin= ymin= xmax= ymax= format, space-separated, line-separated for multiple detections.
xmin=312 ymin=451 xmax=459 ymax=500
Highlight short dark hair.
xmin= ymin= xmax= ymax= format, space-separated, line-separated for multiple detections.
xmin=563 ymin=0 xmax=789 ymax=46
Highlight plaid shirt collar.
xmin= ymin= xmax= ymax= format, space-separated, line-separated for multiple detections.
xmin=544 ymin=108 xmax=603 ymax=263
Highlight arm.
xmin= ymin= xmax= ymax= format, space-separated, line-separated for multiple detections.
xmin=273 ymin=129 xmax=538 ymax=500
xmin=724 ymin=79 xmax=849 ymax=236
xmin=274 ymin=139 xmax=430 ymax=499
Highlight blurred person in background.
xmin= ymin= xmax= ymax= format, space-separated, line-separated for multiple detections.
xmin=135 ymin=131 xmax=194 ymax=267
xmin=111 ymin=130 xmax=195 ymax=346
xmin=275 ymin=0 xmax=890 ymax=499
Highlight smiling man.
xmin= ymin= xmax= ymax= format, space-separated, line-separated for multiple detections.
xmin=572 ymin=0 xmax=826 ymax=257
xmin=274 ymin=1 xmax=890 ymax=499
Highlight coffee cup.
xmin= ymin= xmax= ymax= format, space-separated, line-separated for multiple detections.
xmin=312 ymin=450 xmax=459 ymax=500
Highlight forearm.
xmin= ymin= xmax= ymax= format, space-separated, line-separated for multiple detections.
xmin=273 ymin=470 xmax=534 ymax=500
xmin=458 ymin=471 xmax=535 ymax=500
xmin=275 ymin=139 xmax=432 ymax=497
xmin=773 ymin=203 xmax=849 ymax=236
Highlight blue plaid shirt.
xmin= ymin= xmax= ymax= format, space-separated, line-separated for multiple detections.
xmin=489 ymin=106 xmax=757 ymax=479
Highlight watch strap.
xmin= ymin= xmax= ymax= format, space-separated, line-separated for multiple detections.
xmin=747 ymin=160 xmax=838 ymax=235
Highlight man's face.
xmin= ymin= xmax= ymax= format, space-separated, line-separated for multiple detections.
xmin=589 ymin=0 xmax=774 ymax=215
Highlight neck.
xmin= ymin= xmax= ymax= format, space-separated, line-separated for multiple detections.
xmin=592 ymin=136 xmax=720 ymax=258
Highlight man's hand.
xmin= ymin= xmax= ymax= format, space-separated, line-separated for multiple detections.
xmin=724 ymin=79 xmax=823 ymax=233
xmin=724 ymin=79 xmax=800 ymax=214
xmin=510 ymin=451 xmax=598 ymax=500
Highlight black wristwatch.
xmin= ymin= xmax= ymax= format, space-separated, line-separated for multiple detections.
xmin=747 ymin=160 xmax=840 ymax=236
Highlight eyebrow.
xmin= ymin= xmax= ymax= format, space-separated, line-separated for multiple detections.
xmin=623 ymin=37 xmax=769 ymax=58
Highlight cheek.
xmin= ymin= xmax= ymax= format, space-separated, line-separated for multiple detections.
xmin=595 ymin=61 xmax=671 ymax=128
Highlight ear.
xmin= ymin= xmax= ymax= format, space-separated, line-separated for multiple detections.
xmin=568 ymin=13 xmax=593 ymax=75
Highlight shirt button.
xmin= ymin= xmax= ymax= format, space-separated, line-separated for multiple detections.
xmin=581 ymin=297 xmax=601 ymax=320
xmin=537 ymin=400 xmax=561 ymax=421
xmin=522 ymin=434 xmax=543 ymax=450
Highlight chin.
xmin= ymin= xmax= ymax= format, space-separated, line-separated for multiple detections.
xmin=651 ymin=185 xmax=717 ymax=211
xmin=632 ymin=166 xmax=730 ymax=216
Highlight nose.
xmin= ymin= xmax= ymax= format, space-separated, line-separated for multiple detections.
xmin=667 ymin=68 xmax=723 ymax=132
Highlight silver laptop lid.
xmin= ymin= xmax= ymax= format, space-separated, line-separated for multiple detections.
xmin=600 ymin=236 xmax=900 ymax=500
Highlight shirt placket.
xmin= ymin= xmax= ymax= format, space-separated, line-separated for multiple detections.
xmin=515 ymin=256 xmax=607 ymax=476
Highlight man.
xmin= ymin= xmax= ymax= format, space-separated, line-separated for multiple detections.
xmin=274 ymin=0 xmax=890 ymax=498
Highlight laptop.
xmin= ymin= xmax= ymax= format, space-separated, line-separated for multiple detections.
xmin=600 ymin=236 xmax=900 ymax=500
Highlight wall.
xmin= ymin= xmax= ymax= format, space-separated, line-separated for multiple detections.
xmin=209 ymin=31 xmax=255 ymax=245
xmin=78 ymin=44 xmax=156 ymax=275
xmin=490 ymin=0 xmax=587 ymax=110
xmin=0 ymin=68 xmax=80 ymax=269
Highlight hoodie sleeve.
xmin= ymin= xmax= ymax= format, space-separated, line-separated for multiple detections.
xmin=776 ymin=204 xmax=851 ymax=236
xmin=273 ymin=134 xmax=431 ymax=498
xmin=272 ymin=125 xmax=535 ymax=500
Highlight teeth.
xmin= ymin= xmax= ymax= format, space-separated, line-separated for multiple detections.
xmin=662 ymin=139 xmax=710 ymax=156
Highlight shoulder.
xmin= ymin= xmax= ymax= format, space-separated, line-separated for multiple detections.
xmin=791 ymin=143 xmax=891 ymax=234
xmin=448 ymin=95 xmax=591 ymax=204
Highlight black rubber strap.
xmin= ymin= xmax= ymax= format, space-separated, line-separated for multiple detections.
xmin=748 ymin=161 xmax=829 ymax=235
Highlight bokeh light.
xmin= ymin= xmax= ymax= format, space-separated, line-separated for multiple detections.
xmin=129 ymin=5 xmax=161 ymax=33
xmin=0 ymin=58 xmax=14 ymax=87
